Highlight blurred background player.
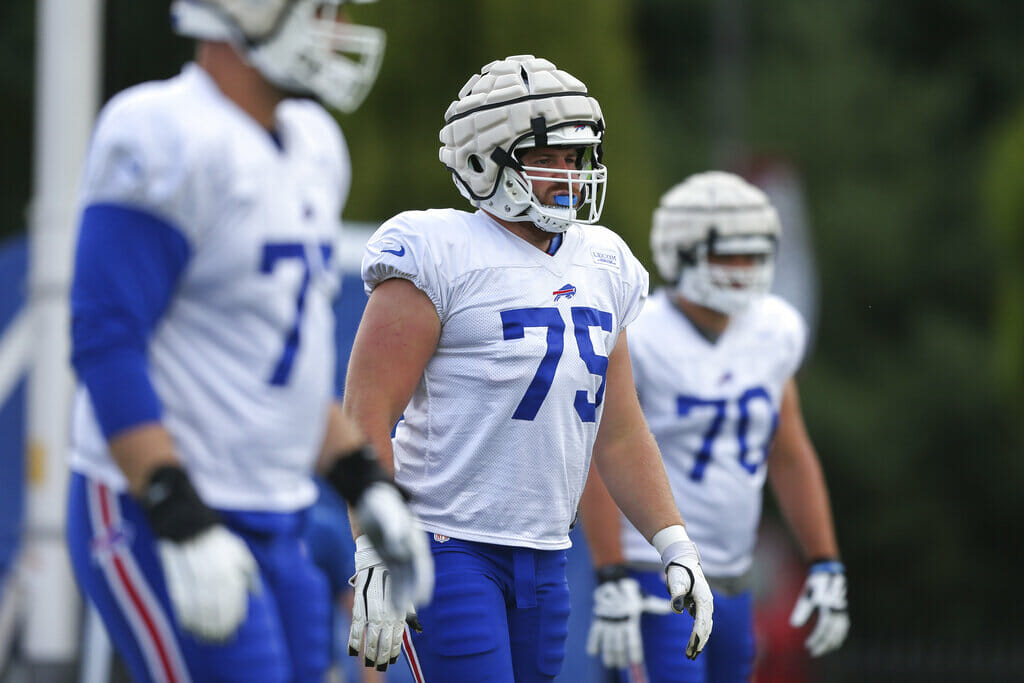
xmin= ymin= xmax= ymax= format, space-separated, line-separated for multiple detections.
xmin=64 ymin=1 xmax=432 ymax=681
xmin=341 ymin=55 xmax=714 ymax=682
xmin=581 ymin=171 xmax=848 ymax=683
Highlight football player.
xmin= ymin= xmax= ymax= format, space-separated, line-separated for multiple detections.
xmin=581 ymin=171 xmax=849 ymax=682
xmin=341 ymin=55 xmax=714 ymax=682
xmin=65 ymin=2 xmax=432 ymax=681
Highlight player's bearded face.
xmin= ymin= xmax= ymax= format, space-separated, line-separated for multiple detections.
xmin=518 ymin=146 xmax=584 ymax=209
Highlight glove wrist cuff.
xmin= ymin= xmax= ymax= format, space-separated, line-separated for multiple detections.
xmin=594 ymin=563 xmax=630 ymax=584
xmin=353 ymin=534 xmax=383 ymax=570
xmin=326 ymin=444 xmax=400 ymax=507
xmin=140 ymin=465 xmax=219 ymax=542
xmin=652 ymin=525 xmax=697 ymax=570
xmin=809 ymin=559 xmax=845 ymax=574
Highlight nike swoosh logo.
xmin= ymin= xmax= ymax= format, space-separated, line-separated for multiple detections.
xmin=382 ymin=246 xmax=405 ymax=257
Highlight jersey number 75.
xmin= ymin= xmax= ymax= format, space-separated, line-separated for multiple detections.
xmin=501 ymin=306 xmax=613 ymax=422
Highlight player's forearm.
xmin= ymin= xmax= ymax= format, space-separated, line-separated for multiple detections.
xmin=341 ymin=278 xmax=440 ymax=476
xmin=335 ymin=404 xmax=398 ymax=538
xmin=769 ymin=453 xmax=840 ymax=560
xmin=595 ymin=335 xmax=684 ymax=541
xmin=339 ymin=393 xmax=399 ymax=476
xmin=108 ymin=422 xmax=181 ymax=496
xmin=768 ymin=379 xmax=840 ymax=560
xmin=341 ymin=366 xmax=412 ymax=477
xmin=579 ymin=467 xmax=627 ymax=568
xmin=318 ymin=400 xmax=401 ymax=538
xmin=316 ymin=401 xmax=371 ymax=472
xmin=593 ymin=432 xmax=683 ymax=543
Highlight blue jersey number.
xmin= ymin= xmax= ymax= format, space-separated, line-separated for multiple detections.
xmin=501 ymin=306 xmax=613 ymax=422
xmin=676 ymin=386 xmax=778 ymax=481
xmin=261 ymin=242 xmax=332 ymax=386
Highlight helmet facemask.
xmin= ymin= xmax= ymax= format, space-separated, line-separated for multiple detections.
xmin=492 ymin=124 xmax=607 ymax=234
xmin=249 ymin=1 xmax=385 ymax=113
xmin=171 ymin=0 xmax=385 ymax=113
xmin=677 ymin=234 xmax=776 ymax=315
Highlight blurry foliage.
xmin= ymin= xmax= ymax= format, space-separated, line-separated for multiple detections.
xmin=103 ymin=1 xmax=193 ymax=91
xmin=2 ymin=0 xmax=1022 ymax=645
xmin=983 ymin=106 xmax=1024 ymax=417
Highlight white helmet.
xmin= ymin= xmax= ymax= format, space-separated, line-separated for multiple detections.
xmin=170 ymin=0 xmax=385 ymax=113
xmin=651 ymin=171 xmax=782 ymax=315
xmin=439 ymin=55 xmax=607 ymax=234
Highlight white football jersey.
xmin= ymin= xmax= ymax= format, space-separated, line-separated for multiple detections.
xmin=362 ymin=209 xmax=649 ymax=550
xmin=621 ymin=289 xmax=806 ymax=576
xmin=70 ymin=64 xmax=349 ymax=511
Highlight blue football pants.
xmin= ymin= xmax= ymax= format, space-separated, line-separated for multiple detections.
xmin=66 ymin=471 xmax=331 ymax=683
xmin=615 ymin=569 xmax=755 ymax=683
xmin=402 ymin=535 xmax=571 ymax=682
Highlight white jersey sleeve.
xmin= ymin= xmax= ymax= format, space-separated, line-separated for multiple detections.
xmin=362 ymin=210 xmax=452 ymax=317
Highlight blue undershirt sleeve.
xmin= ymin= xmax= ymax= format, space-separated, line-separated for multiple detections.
xmin=70 ymin=203 xmax=191 ymax=439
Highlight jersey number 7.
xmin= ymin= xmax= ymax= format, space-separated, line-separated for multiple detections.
xmin=261 ymin=241 xmax=332 ymax=386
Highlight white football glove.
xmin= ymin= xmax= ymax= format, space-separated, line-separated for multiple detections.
xmin=348 ymin=535 xmax=422 ymax=671
xmin=790 ymin=560 xmax=849 ymax=656
xmin=586 ymin=567 xmax=672 ymax=669
xmin=654 ymin=525 xmax=714 ymax=660
xmin=354 ymin=482 xmax=434 ymax=610
xmin=157 ymin=525 xmax=259 ymax=641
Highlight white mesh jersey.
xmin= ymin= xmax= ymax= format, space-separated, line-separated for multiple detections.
xmin=362 ymin=209 xmax=649 ymax=550
xmin=70 ymin=64 xmax=349 ymax=511
xmin=621 ymin=289 xmax=807 ymax=576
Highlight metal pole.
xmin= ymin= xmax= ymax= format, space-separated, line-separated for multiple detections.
xmin=22 ymin=0 xmax=103 ymax=675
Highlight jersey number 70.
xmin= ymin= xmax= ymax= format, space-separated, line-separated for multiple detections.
xmin=677 ymin=388 xmax=778 ymax=481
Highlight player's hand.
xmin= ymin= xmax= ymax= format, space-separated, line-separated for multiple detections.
xmin=654 ymin=526 xmax=714 ymax=660
xmin=325 ymin=446 xmax=434 ymax=609
xmin=140 ymin=465 xmax=259 ymax=641
xmin=790 ymin=560 xmax=849 ymax=656
xmin=586 ymin=565 xmax=671 ymax=669
xmin=348 ymin=535 xmax=422 ymax=671
xmin=156 ymin=526 xmax=259 ymax=641
xmin=354 ymin=481 xmax=434 ymax=609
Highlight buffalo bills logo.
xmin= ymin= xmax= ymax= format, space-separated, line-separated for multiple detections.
xmin=553 ymin=283 xmax=577 ymax=301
